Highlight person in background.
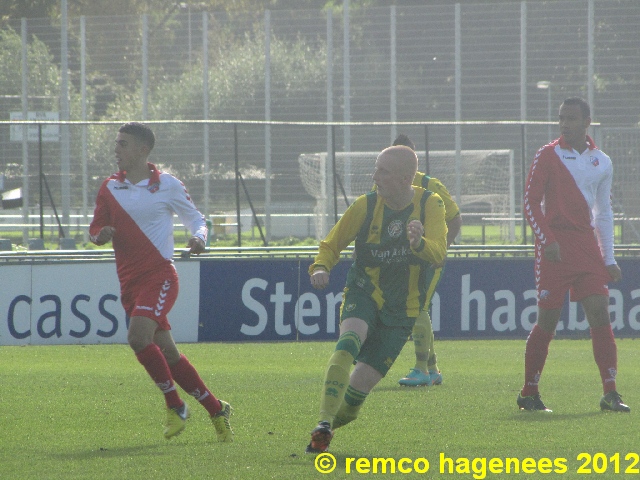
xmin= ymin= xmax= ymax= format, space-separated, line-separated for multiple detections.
xmin=393 ymin=134 xmax=462 ymax=387
xmin=90 ymin=122 xmax=235 ymax=440
xmin=518 ymin=97 xmax=628 ymax=413
xmin=305 ymin=145 xmax=448 ymax=453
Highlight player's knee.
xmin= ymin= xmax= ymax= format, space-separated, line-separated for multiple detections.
xmin=128 ymin=330 xmax=152 ymax=353
xmin=334 ymin=331 xmax=362 ymax=360
xmin=586 ymin=314 xmax=611 ymax=329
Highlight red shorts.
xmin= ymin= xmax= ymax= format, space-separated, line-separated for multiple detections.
xmin=535 ymin=229 xmax=610 ymax=310
xmin=120 ymin=265 xmax=179 ymax=330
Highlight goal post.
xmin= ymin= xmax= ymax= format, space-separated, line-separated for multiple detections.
xmin=299 ymin=149 xmax=516 ymax=241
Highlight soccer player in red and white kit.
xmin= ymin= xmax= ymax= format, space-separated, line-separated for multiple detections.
xmin=90 ymin=122 xmax=235 ymax=440
xmin=518 ymin=97 xmax=629 ymax=413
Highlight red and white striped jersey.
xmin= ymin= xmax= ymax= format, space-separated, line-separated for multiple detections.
xmin=90 ymin=163 xmax=207 ymax=284
xmin=524 ymin=135 xmax=615 ymax=265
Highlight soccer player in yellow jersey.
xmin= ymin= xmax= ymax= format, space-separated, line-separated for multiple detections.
xmin=305 ymin=145 xmax=447 ymax=453
xmin=393 ymin=134 xmax=462 ymax=387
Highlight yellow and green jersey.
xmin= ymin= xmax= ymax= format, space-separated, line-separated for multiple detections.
xmin=413 ymin=172 xmax=460 ymax=223
xmin=310 ymin=187 xmax=447 ymax=321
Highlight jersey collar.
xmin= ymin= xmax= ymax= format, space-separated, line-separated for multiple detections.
xmin=558 ymin=134 xmax=597 ymax=151
xmin=114 ymin=162 xmax=162 ymax=185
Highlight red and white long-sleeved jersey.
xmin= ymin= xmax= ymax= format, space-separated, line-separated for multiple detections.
xmin=89 ymin=163 xmax=207 ymax=284
xmin=524 ymin=135 xmax=615 ymax=265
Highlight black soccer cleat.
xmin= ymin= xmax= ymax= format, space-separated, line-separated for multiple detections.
xmin=517 ymin=393 xmax=552 ymax=412
xmin=600 ymin=391 xmax=630 ymax=413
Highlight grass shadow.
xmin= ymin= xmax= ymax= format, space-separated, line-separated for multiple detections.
xmin=48 ymin=443 xmax=184 ymax=461
xmin=508 ymin=410 xmax=603 ymax=422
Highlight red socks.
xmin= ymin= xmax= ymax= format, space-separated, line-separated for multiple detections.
xmin=591 ymin=324 xmax=618 ymax=394
xmin=136 ymin=343 xmax=183 ymax=409
xmin=170 ymin=354 xmax=222 ymax=416
xmin=521 ymin=324 xmax=554 ymax=397
xmin=136 ymin=347 xmax=221 ymax=416
xmin=522 ymin=323 xmax=618 ymax=396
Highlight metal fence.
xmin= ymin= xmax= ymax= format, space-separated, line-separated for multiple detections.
xmin=1 ymin=1 xmax=639 ymax=244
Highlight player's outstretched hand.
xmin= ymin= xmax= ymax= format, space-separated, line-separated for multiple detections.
xmin=311 ymin=268 xmax=330 ymax=290
xmin=188 ymin=236 xmax=206 ymax=255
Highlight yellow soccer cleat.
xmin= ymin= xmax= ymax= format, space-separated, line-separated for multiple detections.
xmin=164 ymin=402 xmax=189 ymax=439
xmin=211 ymin=400 xmax=234 ymax=442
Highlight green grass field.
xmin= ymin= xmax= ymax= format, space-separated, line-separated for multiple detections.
xmin=2 ymin=339 xmax=639 ymax=479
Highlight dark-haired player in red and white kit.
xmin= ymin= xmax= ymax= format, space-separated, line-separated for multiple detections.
xmin=90 ymin=122 xmax=235 ymax=440
xmin=518 ymin=97 xmax=628 ymax=413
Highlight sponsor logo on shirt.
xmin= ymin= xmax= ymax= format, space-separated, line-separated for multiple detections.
xmin=387 ymin=219 xmax=404 ymax=238
xmin=562 ymin=155 xmax=576 ymax=160
xmin=369 ymin=246 xmax=412 ymax=264
xmin=114 ymin=185 xmax=129 ymax=190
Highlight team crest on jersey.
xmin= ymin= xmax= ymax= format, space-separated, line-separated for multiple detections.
xmin=147 ymin=182 xmax=160 ymax=193
xmin=344 ymin=303 xmax=356 ymax=312
xmin=590 ymin=156 xmax=599 ymax=167
xmin=387 ymin=220 xmax=404 ymax=238
xmin=539 ymin=290 xmax=550 ymax=300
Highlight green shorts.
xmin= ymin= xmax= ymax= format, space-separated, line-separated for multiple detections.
xmin=340 ymin=287 xmax=414 ymax=376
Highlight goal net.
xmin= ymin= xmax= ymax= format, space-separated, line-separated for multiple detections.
xmin=299 ymin=149 xmax=515 ymax=241
xmin=601 ymin=127 xmax=640 ymax=243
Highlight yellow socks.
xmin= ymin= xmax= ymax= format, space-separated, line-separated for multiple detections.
xmin=319 ymin=331 xmax=361 ymax=424
xmin=412 ymin=310 xmax=430 ymax=373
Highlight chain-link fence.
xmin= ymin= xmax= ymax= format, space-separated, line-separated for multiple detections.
xmin=1 ymin=1 xmax=639 ymax=245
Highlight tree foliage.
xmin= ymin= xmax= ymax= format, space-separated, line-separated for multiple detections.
xmin=85 ymin=24 xmax=326 ymax=189
xmin=2 ymin=0 xmax=336 ymax=21
xmin=0 ymin=0 xmax=55 ymax=20
xmin=0 ymin=26 xmax=59 ymax=99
